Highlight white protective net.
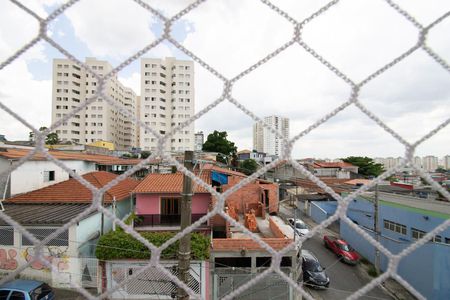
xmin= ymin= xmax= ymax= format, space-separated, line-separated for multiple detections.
xmin=1 ymin=0 xmax=449 ymax=299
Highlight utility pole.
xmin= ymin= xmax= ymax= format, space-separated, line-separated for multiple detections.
xmin=178 ymin=151 xmax=194 ymax=300
xmin=374 ymin=184 xmax=380 ymax=275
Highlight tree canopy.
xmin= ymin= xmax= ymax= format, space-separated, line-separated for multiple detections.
xmin=342 ymin=156 xmax=384 ymax=177
xmin=31 ymin=126 xmax=60 ymax=145
xmin=239 ymin=159 xmax=259 ymax=175
xmin=202 ymin=131 xmax=237 ymax=164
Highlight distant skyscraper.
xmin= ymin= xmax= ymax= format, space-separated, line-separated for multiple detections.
xmin=194 ymin=131 xmax=204 ymax=151
xmin=140 ymin=57 xmax=195 ymax=152
xmin=253 ymin=116 xmax=289 ymax=156
xmin=422 ymin=155 xmax=438 ymax=172
xmin=51 ymin=58 xmax=138 ymax=150
xmin=444 ymin=155 xmax=450 ymax=170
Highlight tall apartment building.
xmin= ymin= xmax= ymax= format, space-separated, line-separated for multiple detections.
xmin=444 ymin=155 xmax=450 ymax=170
xmin=51 ymin=58 xmax=138 ymax=150
xmin=422 ymin=155 xmax=438 ymax=172
xmin=140 ymin=57 xmax=195 ymax=152
xmin=194 ymin=131 xmax=204 ymax=152
xmin=253 ymin=116 xmax=289 ymax=156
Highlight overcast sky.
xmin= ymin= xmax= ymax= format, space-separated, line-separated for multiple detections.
xmin=0 ymin=0 xmax=449 ymax=159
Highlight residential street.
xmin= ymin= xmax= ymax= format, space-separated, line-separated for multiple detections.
xmin=279 ymin=203 xmax=393 ymax=300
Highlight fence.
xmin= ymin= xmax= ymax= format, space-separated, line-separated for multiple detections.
xmin=1 ymin=1 xmax=449 ymax=300
xmin=105 ymin=260 xmax=205 ymax=299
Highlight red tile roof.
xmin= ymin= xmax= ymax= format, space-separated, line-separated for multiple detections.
xmin=134 ymin=172 xmax=212 ymax=193
xmin=7 ymin=171 xmax=139 ymax=203
xmin=0 ymin=148 xmax=144 ymax=165
xmin=313 ymin=162 xmax=356 ymax=169
xmin=201 ymin=164 xmax=246 ymax=177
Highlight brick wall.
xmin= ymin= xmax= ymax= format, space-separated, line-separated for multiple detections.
xmin=212 ymin=238 xmax=293 ymax=251
xmin=269 ymin=217 xmax=286 ymax=238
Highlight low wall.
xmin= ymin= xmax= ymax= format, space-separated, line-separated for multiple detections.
xmin=212 ymin=238 xmax=292 ymax=251
xmin=269 ymin=217 xmax=286 ymax=238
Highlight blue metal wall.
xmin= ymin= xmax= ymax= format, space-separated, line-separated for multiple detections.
xmin=334 ymin=197 xmax=450 ymax=300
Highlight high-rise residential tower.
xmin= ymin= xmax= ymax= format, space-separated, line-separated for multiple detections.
xmin=51 ymin=58 xmax=138 ymax=150
xmin=422 ymin=155 xmax=438 ymax=172
xmin=140 ymin=57 xmax=195 ymax=152
xmin=253 ymin=116 xmax=289 ymax=156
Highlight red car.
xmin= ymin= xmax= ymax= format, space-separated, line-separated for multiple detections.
xmin=323 ymin=235 xmax=360 ymax=264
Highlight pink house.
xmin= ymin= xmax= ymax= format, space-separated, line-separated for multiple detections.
xmin=133 ymin=172 xmax=212 ymax=228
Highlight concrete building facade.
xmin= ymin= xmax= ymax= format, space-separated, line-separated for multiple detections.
xmin=195 ymin=131 xmax=204 ymax=152
xmin=253 ymin=116 xmax=289 ymax=156
xmin=51 ymin=58 xmax=138 ymax=150
xmin=140 ymin=57 xmax=195 ymax=152
xmin=422 ymin=155 xmax=438 ymax=172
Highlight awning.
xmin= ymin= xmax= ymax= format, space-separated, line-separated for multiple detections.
xmin=211 ymin=171 xmax=228 ymax=185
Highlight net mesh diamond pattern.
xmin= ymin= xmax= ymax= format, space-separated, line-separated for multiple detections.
xmin=1 ymin=0 xmax=449 ymax=299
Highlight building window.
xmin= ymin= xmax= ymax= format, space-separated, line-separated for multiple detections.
xmin=43 ymin=171 xmax=55 ymax=182
xmin=0 ymin=227 xmax=14 ymax=245
xmin=383 ymin=219 xmax=406 ymax=235
xmin=22 ymin=228 xmax=68 ymax=246
xmin=411 ymin=228 xmax=426 ymax=240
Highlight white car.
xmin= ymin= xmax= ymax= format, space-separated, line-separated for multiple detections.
xmin=288 ymin=218 xmax=310 ymax=236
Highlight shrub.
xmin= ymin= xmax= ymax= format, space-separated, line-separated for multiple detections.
xmin=95 ymin=231 xmax=210 ymax=261
xmin=367 ymin=265 xmax=379 ymax=277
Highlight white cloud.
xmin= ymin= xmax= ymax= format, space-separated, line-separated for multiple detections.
xmin=63 ymin=0 xmax=159 ymax=60
xmin=0 ymin=60 xmax=52 ymax=140
xmin=0 ymin=0 xmax=448 ymax=158
xmin=119 ymin=72 xmax=140 ymax=95
xmin=177 ymin=0 xmax=450 ymax=157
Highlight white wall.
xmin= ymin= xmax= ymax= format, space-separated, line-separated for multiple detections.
xmin=9 ymin=160 xmax=96 ymax=195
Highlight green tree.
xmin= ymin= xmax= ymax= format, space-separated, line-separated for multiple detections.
xmin=36 ymin=126 xmax=60 ymax=145
xmin=202 ymin=131 xmax=237 ymax=164
xmin=342 ymin=156 xmax=384 ymax=177
xmin=140 ymin=151 xmax=151 ymax=159
xmin=239 ymin=159 xmax=259 ymax=175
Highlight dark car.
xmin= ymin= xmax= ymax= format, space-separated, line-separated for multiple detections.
xmin=300 ymin=250 xmax=330 ymax=289
xmin=0 ymin=279 xmax=55 ymax=300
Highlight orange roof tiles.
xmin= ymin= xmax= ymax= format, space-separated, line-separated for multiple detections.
xmin=0 ymin=148 xmax=144 ymax=165
xmin=7 ymin=171 xmax=139 ymax=203
xmin=313 ymin=162 xmax=356 ymax=169
xmin=201 ymin=164 xmax=246 ymax=177
xmin=134 ymin=172 xmax=212 ymax=193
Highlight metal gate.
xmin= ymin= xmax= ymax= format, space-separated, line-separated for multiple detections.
xmin=80 ymin=257 xmax=99 ymax=289
xmin=214 ymin=269 xmax=291 ymax=300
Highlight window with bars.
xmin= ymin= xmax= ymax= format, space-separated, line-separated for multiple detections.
xmin=0 ymin=227 xmax=14 ymax=245
xmin=21 ymin=228 xmax=69 ymax=246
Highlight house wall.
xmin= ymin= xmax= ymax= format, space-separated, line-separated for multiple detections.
xmin=135 ymin=193 xmax=211 ymax=215
xmin=0 ymin=225 xmax=80 ymax=288
xmin=0 ymin=158 xmax=11 ymax=199
xmin=222 ymin=177 xmax=278 ymax=214
xmin=5 ymin=159 xmax=96 ymax=196
xmin=77 ymin=198 xmax=133 ymax=257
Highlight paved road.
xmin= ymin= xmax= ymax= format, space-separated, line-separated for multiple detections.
xmin=280 ymin=204 xmax=393 ymax=300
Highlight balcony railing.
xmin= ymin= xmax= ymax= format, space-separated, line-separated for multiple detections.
xmin=135 ymin=214 xmax=208 ymax=227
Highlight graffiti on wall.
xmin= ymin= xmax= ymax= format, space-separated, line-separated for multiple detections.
xmin=0 ymin=249 xmax=18 ymax=270
xmin=22 ymin=246 xmax=70 ymax=272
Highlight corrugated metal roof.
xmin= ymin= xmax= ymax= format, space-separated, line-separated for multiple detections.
xmin=0 ymin=203 xmax=93 ymax=225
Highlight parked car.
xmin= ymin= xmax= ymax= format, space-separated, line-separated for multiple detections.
xmin=323 ymin=235 xmax=360 ymax=264
xmin=0 ymin=279 xmax=55 ymax=300
xmin=300 ymin=250 xmax=330 ymax=289
xmin=287 ymin=218 xmax=310 ymax=236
